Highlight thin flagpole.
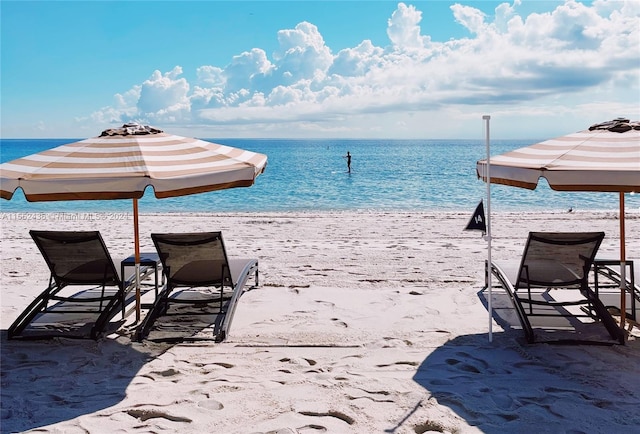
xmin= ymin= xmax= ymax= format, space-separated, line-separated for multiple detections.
xmin=483 ymin=115 xmax=492 ymax=343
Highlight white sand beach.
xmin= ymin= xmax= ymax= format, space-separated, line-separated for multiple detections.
xmin=1 ymin=211 xmax=639 ymax=433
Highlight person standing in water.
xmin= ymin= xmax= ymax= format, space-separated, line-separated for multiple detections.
xmin=344 ymin=151 xmax=352 ymax=173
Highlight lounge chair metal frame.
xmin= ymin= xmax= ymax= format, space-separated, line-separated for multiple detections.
xmin=136 ymin=231 xmax=258 ymax=342
xmin=486 ymin=232 xmax=625 ymax=344
xmin=593 ymin=259 xmax=639 ymax=324
xmin=8 ymin=230 xmax=135 ymax=340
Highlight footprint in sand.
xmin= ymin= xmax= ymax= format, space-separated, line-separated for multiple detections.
xmin=142 ymin=368 xmax=181 ymax=380
xmin=279 ymin=357 xmax=317 ymax=367
xmin=429 ymin=378 xmax=454 ymax=386
xmin=347 ymin=388 xmax=394 ymax=403
xmin=257 ymin=427 xmax=325 ymax=434
xmin=298 ymin=411 xmax=355 ymax=426
xmin=378 ymin=336 xmax=413 ymax=348
xmin=1 ymin=408 xmax=12 ymax=420
xmin=331 ymin=318 xmax=348 ymax=328
xmin=444 ymin=351 xmax=489 ymax=374
xmin=126 ymin=408 xmax=191 ymax=423
xmin=376 ymin=361 xmax=419 ymax=368
xmin=414 ymin=420 xmax=448 ymax=434
xmin=444 ymin=358 xmax=481 ymax=374
xmin=297 ymin=424 xmax=328 ymax=432
xmin=258 ymin=429 xmax=296 ymax=434
xmin=196 ymin=399 xmax=224 ymax=410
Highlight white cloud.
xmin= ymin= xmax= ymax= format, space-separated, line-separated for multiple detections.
xmin=273 ymin=22 xmax=334 ymax=84
xmin=450 ymin=3 xmax=488 ymax=35
xmin=224 ymin=48 xmax=273 ymax=93
xmin=196 ymin=65 xmax=225 ymax=87
xmin=90 ymin=1 xmax=640 ymax=138
xmin=137 ymin=66 xmax=190 ymax=117
xmin=329 ymin=40 xmax=384 ymax=77
xmin=494 ymin=0 xmax=520 ymax=33
xmin=387 ymin=2 xmax=430 ymax=48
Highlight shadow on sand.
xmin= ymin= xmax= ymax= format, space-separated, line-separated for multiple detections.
xmin=0 ymin=331 xmax=169 ymax=433
xmin=412 ymin=329 xmax=640 ymax=432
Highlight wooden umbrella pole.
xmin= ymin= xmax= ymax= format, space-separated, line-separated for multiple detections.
xmin=619 ymin=192 xmax=626 ymax=331
xmin=134 ymin=198 xmax=141 ymax=322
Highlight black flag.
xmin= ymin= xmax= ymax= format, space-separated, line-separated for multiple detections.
xmin=465 ymin=200 xmax=486 ymax=234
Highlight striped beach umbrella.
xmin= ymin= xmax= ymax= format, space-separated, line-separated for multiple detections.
xmin=0 ymin=123 xmax=268 ymax=319
xmin=477 ymin=118 xmax=640 ymax=330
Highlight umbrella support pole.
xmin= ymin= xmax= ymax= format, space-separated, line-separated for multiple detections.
xmin=619 ymin=192 xmax=626 ymax=334
xmin=134 ymin=198 xmax=141 ymax=323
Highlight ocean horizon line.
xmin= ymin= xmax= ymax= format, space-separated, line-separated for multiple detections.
xmin=0 ymin=137 xmax=547 ymax=143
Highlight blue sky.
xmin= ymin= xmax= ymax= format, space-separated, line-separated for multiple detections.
xmin=1 ymin=0 xmax=638 ymax=139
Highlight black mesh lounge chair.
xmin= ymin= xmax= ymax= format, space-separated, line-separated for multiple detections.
xmin=136 ymin=232 xmax=258 ymax=342
xmin=8 ymin=230 xmax=134 ymax=340
xmin=487 ymin=232 xmax=625 ymax=344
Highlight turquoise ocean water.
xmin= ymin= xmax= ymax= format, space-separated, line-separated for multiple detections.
xmin=1 ymin=138 xmax=637 ymax=213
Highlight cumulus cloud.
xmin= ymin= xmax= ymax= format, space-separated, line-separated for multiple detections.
xmin=223 ymin=48 xmax=273 ymax=94
xmin=92 ymin=1 xmax=640 ymax=138
xmin=451 ymin=3 xmax=488 ymax=34
xmin=137 ymin=66 xmax=190 ymax=120
xmin=387 ymin=2 xmax=430 ymax=48
xmin=275 ymin=21 xmax=333 ymax=79
xmin=329 ymin=40 xmax=384 ymax=77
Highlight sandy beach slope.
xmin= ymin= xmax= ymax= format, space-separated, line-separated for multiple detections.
xmin=1 ymin=211 xmax=639 ymax=433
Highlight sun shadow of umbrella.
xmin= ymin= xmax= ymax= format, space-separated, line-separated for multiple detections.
xmin=0 ymin=332 xmax=172 ymax=432
xmin=412 ymin=331 xmax=640 ymax=433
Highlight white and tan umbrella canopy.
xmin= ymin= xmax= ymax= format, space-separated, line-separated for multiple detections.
xmin=1 ymin=124 xmax=268 ymax=201
xmin=476 ymin=118 xmax=640 ymax=193
xmin=476 ymin=118 xmax=639 ymax=329
xmin=1 ymin=123 xmax=267 ymax=320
